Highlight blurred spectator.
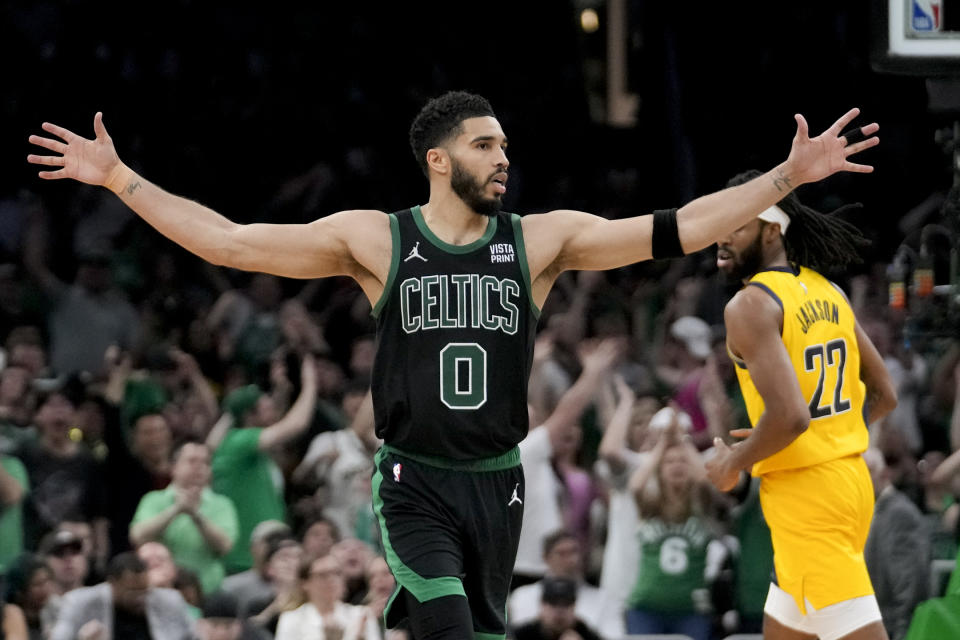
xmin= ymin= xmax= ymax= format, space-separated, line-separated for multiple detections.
xmin=624 ymin=411 xmax=723 ymax=640
xmin=299 ymin=516 xmax=340 ymax=562
xmin=4 ymin=553 xmax=54 ymax=640
xmin=39 ymin=529 xmax=90 ymax=595
xmin=244 ymin=537 xmax=303 ymax=627
xmin=274 ymin=554 xmax=379 ymax=640
xmin=209 ymin=353 xmax=317 ymax=574
xmin=293 ymin=390 xmax=378 ymax=544
xmin=197 ymin=590 xmax=270 ymax=640
xmin=508 ymin=530 xmax=623 ymax=639
xmin=130 ymin=441 xmax=238 ymax=594
xmin=1 ymin=592 xmax=28 ymax=640
xmin=137 ymin=542 xmax=178 ymax=589
xmin=220 ymin=520 xmax=292 ymax=615
xmin=49 ymin=551 xmax=194 ymax=640
xmin=724 ymin=476 xmax=774 ymax=635
xmin=511 ymin=576 xmax=603 ymax=640
xmin=24 ymin=217 xmax=141 ymax=377
xmin=173 ymin=567 xmax=203 ymax=617
xmin=595 ymin=374 xmax=659 ymax=611
xmin=0 ymin=364 xmax=36 ymax=453
xmin=16 ymin=386 xmax=108 ymax=565
xmin=205 ymin=274 xmax=283 ymax=378
xmin=101 ymin=345 xmax=175 ymax=553
xmin=330 ymin=538 xmax=375 ymax=605
xmin=0 ymin=452 xmax=28 ymax=572
xmin=864 ymin=448 xmax=930 ymax=640
xmin=362 ymin=555 xmax=396 ymax=638
xmin=863 ymin=318 xmax=925 ymax=454
xmin=515 ymin=338 xmax=620 ymax=583
xmin=657 ymin=316 xmax=723 ymax=450
xmin=4 ymin=327 xmax=49 ymax=380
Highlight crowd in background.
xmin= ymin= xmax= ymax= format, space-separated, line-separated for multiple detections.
xmin=2 ymin=5 xmax=959 ymax=639
xmin=0 ymin=177 xmax=957 ymax=640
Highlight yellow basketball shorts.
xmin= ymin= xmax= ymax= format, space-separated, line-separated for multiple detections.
xmin=758 ymin=454 xmax=875 ymax=614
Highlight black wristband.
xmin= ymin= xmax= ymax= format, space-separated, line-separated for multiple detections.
xmin=652 ymin=208 xmax=684 ymax=259
xmin=840 ymin=126 xmax=866 ymax=146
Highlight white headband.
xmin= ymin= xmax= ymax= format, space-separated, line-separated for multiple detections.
xmin=757 ymin=204 xmax=790 ymax=235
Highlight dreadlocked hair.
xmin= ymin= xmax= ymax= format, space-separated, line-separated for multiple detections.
xmin=726 ymin=170 xmax=870 ymax=271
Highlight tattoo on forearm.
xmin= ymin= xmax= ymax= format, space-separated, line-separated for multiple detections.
xmin=126 ymin=181 xmax=141 ymax=195
xmin=771 ymin=169 xmax=793 ymax=193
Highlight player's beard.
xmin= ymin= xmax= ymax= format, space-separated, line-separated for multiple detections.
xmin=721 ymin=232 xmax=765 ymax=284
xmin=450 ymin=158 xmax=503 ymax=217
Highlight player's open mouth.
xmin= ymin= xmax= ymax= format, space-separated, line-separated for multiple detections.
xmin=716 ymin=248 xmax=733 ymax=268
xmin=491 ymin=173 xmax=508 ymax=194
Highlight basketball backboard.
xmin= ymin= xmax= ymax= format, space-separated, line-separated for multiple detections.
xmin=872 ymin=0 xmax=960 ymax=74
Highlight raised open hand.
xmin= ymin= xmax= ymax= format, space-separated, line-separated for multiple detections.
xmin=785 ymin=108 xmax=879 ymax=187
xmin=27 ymin=112 xmax=123 ymax=189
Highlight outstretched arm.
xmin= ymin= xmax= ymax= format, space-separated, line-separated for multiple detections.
xmin=521 ymin=109 xmax=879 ymax=302
xmin=27 ymin=114 xmax=392 ymax=299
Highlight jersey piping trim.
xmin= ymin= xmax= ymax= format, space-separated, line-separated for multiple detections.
xmin=746 ymin=281 xmax=784 ymax=336
xmin=381 ymin=443 xmax=521 ymax=471
xmin=510 ymin=213 xmax=541 ymax=318
xmin=411 ymin=205 xmax=497 ymax=254
xmin=371 ymin=213 xmax=400 ymax=318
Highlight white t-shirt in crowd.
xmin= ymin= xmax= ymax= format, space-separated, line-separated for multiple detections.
xmin=275 ymin=601 xmax=379 ymax=640
xmin=594 ymin=448 xmax=648 ymax=610
xmin=514 ymin=425 xmax=564 ymax=577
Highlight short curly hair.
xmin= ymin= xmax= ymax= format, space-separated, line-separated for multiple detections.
xmin=409 ymin=91 xmax=496 ymax=177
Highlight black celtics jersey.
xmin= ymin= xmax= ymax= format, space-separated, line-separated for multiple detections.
xmin=370 ymin=205 xmax=539 ymax=460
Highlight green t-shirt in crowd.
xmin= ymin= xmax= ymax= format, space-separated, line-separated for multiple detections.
xmin=131 ymin=486 xmax=238 ymax=594
xmin=628 ymin=516 xmax=714 ymax=615
xmin=0 ymin=455 xmax=28 ymax=572
xmin=212 ymin=428 xmax=286 ymax=573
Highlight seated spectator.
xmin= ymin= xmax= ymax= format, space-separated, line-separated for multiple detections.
xmin=299 ymin=515 xmax=340 ymax=562
xmin=208 ymin=354 xmax=317 ymax=574
xmin=864 ymin=448 xmax=930 ymax=640
xmin=137 ymin=542 xmax=178 ymax=589
xmin=4 ymin=553 xmax=54 ymax=640
xmin=197 ymin=591 xmax=270 ymax=640
xmin=362 ymin=555 xmax=396 ymax=637
xmin=624 ymin=410 xmax=724 ymax=640
xmin=508 ymin=530 xmax=623 ymax=639
xmin=40 ymin=529 xmax=90 ymax=595
xmin=17 ymin=387 xmax=108 ymax=560
xmin=131 ymin=441 xmax=238 ymax=594
xmin=0 ymin=451 xmax=28 ymax=573
xmin=173 ymin=567 xmax=203 ymax=618
xmin=511 ymin=577 xmax=603 ymax=640
xmin=245 ymin=537 xmax=304 ymax=627
xmin=49 ymin=551 xmax=194 ymax=640
xmin=330 ymin=538 xmax=375 ymax=605
xmin=274 ymin=554 xmax=378 ymax=640
xmin=220 ymin=520 xmax=292 ymax=613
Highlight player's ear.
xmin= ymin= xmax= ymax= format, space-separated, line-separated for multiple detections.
xmin=426 ymin=147 xmax=449 ymax=176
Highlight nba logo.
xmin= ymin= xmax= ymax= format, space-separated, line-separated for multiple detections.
xmin=393 ymin=462 xmax=402 ymax=482
xmin=912 ymin=0 xmax=942 ymax=32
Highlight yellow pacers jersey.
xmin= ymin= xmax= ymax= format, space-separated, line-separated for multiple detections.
xmin=733 ymin=266 xmax=868 ymax=476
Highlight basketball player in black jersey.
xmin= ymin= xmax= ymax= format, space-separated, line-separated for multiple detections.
xmin=28 ymin=92 xmax=879 ymax=640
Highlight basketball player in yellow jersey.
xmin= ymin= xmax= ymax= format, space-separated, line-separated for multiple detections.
xmin=705 ymin=170 xmax=899 ymax=640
